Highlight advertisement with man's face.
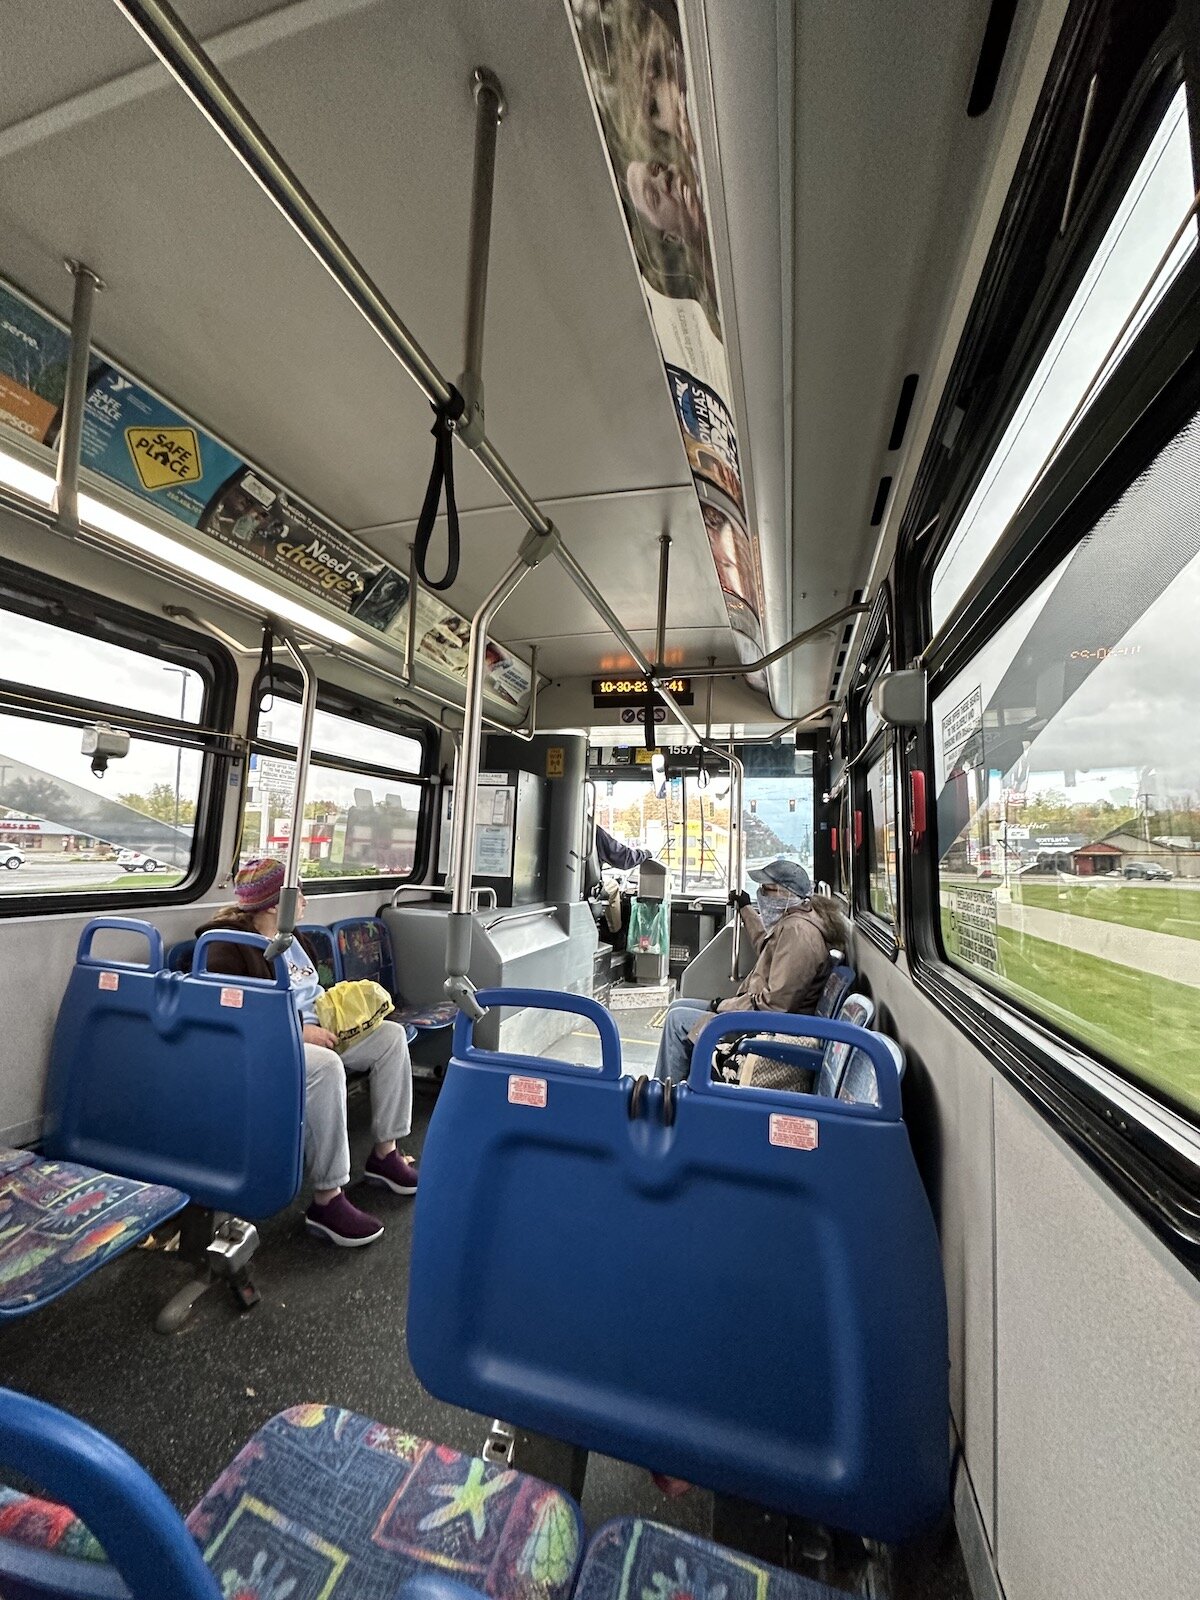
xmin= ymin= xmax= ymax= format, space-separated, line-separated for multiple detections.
xmin=568 ymin=0 xmax=763 ymax=646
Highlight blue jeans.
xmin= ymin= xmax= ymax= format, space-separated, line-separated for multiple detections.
xmin=655 ymin=1000 xmax=712 ymax=1085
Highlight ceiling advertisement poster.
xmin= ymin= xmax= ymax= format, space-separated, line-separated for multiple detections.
xmin=568 ymin=0 xmax=765 ymax=652
xmin=0 ymin=279 xmax=531 ymax=711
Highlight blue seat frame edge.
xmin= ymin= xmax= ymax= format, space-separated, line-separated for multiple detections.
xmin=0 ymin=1388 xmax=222 ymax=1599
xmin=416 ymin=991 xmax=949 ymax=1542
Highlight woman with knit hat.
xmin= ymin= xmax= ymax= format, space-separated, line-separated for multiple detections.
xmin=193 ymin=857 xmax=418 ymax=1248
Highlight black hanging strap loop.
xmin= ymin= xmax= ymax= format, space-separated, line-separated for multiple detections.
xmin=258 ymin=624 xmax=276 ymax=711
xmin=414 ymin=386 xmax=467 ymax=593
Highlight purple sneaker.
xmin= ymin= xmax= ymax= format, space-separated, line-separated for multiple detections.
xmin=305 ymin=1192 xmax=384 ymax=1248
xmin=363 ymin=1149 xmax=419 ymax=1196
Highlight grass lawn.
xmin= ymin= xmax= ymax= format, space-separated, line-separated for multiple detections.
xmin=85 ymin=873 xmax=185 ymax=890
xmin=1012 ymin=881 xmax=1200 ymax=943
xmin=943 ymin=913 xmax=1200 ymax=1118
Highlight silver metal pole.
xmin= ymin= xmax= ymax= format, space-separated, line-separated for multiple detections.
xmin=52 ymin=260 xmax=103 ymax=530
xmin=728 ymin=738 xmax=744 ymax=981
xmin=111 ymin=0 xmax=554 ymax=537
xmin=654 ymin=533 xmax=671 ymax=667
xmin=404 ymin=541 xmax=419 ymax=684
xmin=264 ymin=626 xmax=318 ymax=960
xmin=444 ymin=557 xmax=530 ymax=1017
xmin=458 ymin=68 xmax=505 ymax=443
xmin=678 ymin=602 xmax=871 ymax=678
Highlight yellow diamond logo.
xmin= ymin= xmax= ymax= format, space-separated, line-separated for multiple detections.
xmin=125 ymin=425 xmax=202 ymax=492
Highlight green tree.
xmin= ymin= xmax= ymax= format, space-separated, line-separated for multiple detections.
xmin=117 ymin=783 xmax=196 ymax=824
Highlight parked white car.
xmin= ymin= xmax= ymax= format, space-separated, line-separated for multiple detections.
xmin=117 ymin=849 xmax=169 ymax=873
xmin=0 ymin=844 xmax=24 ymax=871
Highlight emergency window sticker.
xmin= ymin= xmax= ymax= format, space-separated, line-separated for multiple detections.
xmin=508 ymin=1075 xmax=548 ymax=1108
xmin=98 ymin=971 xmax=119 ymax=992
xmin=769 ymin=1113 xmax=818 ymax=1151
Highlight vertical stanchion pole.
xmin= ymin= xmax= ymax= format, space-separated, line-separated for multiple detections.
xmin=404 ymin=541 xmax=420 ymax=684
xmin=654 ymin=533 xmax=671 ymax=668
xmin=264 ymin=627 xmax=317 ymax=960
xmin=444 ymin=558 xmax=530 ymax=1017
xmin=457 ymin=68 xmax=505 ymax=447
xmin=52 ymin=260 xmax=104 ymax=530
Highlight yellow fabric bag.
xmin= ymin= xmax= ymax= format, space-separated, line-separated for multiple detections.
xmin=314 ymin=980 xmax=394 ymax=1052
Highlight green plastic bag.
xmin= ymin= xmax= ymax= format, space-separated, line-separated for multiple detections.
xmin=628 ymin=897 xmax=669 ymax=955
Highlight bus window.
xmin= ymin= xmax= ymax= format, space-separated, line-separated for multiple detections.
xmin=741 ymin=748 xmax=815 ymax=884
xmin=592 ymin=771 xmax=730 ymax=894
xmin=931 ymin=86 xmax=1195 ymax=631
xmin=243 ymin=688 xmax=427 ymax=884
xmin=932 ymin=404 xmax=1200 ymax=1119
xmin=0 ymin=599 xmax=211 ymax=898
xmin=864 ymin=742 xmax=898 ymax=927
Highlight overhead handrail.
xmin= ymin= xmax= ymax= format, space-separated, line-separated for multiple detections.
xmin=107 ymin=0 xmax=750 ymax=1014
xmin=111 ymin=0 xmax=551 ymax=541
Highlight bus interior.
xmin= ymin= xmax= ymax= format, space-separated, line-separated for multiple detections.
xmin=0 ymin=2 xmax=1196 ymax=1599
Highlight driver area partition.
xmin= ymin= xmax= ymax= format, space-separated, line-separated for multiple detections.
xmin=408 ymin=995 xmax=949 ymax=1544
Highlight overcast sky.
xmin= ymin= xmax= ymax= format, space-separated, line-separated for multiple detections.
xmin=933 ymin=88 xmax=1195 ymax=628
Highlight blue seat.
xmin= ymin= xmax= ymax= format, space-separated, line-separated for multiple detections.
xmin=409 ymin=992 xmax=949 ymax=1543
xmin=0 ymin=1150 xmax=185 ymax=1320
xmin=331 ymin=917 xmax=458 ymax=1034
xmin=165 ymin=938 xmax=194 ymax=973
xmin=44 ymin=919 xmax=305 ymax=1219
xmin=576 ymin=1519 xmax=847 ymax=1600
xmin=0 ymin=1389 xmax=584 ymax=1600
xmin=296 ymin=922 xmax=339 ymax=988
xmin=729 ymin=990 xmax=874 ymax=1095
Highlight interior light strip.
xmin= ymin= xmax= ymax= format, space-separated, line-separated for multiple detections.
xmin=0 ymin=447 xmax=357 ymax=647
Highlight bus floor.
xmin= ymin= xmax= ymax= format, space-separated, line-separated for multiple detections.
xmin=0 ymin=1087 xmax=971 ymax=1600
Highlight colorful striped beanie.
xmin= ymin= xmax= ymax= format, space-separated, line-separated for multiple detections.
xmin=233 ymin=857 xmax=286 ymax=911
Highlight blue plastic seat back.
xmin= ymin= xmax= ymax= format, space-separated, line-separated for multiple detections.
xmin=331 ymin=917 xmax=396 ymax=992
xmin=816 ymin=963 xmax=855 ymax=1019
xmin=44 ymin=919 xmax=305 ymax=1219
xmin=812 ymin=992 xmax=875 ymax=1097
xmin=409 ymin=992 xmax=949 ymax=1542
xmin=296 ymin=924 xmax=339 ymax=988
xmin=838 ymin=1035 xmax=905 ymax=1109
xmin=165 ymin=938 xmax=194 ymax=973
xmin=0 ymin=1388 xmax=221 ymax=1600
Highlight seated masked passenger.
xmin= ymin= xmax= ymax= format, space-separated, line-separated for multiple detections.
xmin=193 ymin=858 xmax=418 ymax=1249
xmin=654 ymin=859 xmax=845 ymax=1086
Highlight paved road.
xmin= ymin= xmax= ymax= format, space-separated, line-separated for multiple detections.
xmin=0 ymin=862 xmax=173 ymax=894
xmin=995 ymin=899 xmax=1200 ymax=989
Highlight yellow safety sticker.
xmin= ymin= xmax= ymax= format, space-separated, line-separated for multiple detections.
xmin=125 ymin=426 xmax=202 ymax=491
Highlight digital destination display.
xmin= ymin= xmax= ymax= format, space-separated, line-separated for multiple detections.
xmin=591 ymin=677 xmax=693 ymax=707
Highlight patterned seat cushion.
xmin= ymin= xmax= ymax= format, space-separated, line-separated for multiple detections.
xmin=394 ymin=1002 xmax=458 ymax=1031
xmin=574 ymin=1519 xmax=848 ymax=1600
xmin=0 ymin=1485 xmax=104 ymax=1563
xmin=188 ymin=1406 xmax=584 ymax=1600
xmin=0 ymin=1153 xmax=186 ymax=1318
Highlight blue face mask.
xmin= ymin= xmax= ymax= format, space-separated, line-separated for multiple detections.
xmin=757 ymin=889 xmax=795 ymax=929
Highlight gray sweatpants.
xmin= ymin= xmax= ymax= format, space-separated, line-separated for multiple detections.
xmin=304 ymin=1019 xmax=412 ymax=1191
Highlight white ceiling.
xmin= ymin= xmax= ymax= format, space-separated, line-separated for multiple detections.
xmin=0 ymin=0 xmax=1062 ymax=721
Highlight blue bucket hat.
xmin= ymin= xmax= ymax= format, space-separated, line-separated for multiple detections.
xmin=748 ymin=858 xmax=813 ymax=899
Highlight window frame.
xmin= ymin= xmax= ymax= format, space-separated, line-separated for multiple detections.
xmin=849 ymin=595 xmax=900 ymax=958
xmin=0 ymin=560 xmax=236 ymax=916
xmin=246 ymin=669 xmax=435 ymax=894
xmin=894 ymin=32 xmax=1200 ymax=1270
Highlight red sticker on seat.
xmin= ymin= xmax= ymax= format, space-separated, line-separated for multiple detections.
xmin=769 ymin=1114 xmax=818 ymax=1150
xmin=508 ymin=1075 xmax=547 ymax=1108
xmin=98 ymin=971 xmax=119 ymax=992
xmin=220 ymin=987 xmax=244 ymax=1009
